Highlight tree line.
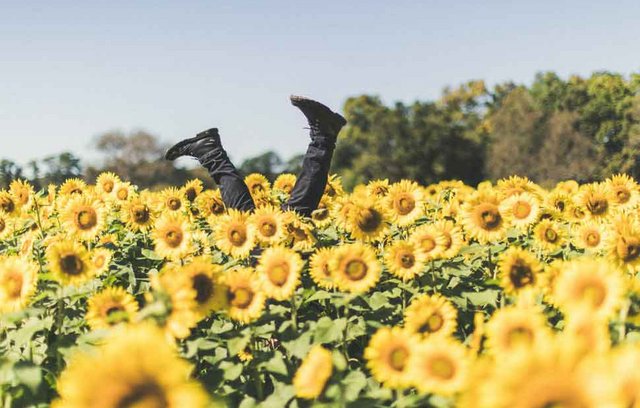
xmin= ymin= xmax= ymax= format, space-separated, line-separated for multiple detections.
xmin=2 ymin=71 xmax=639 ymax=191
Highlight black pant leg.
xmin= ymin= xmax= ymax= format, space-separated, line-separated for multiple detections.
xmin=200 ymin=148 xmax=256 ymax=212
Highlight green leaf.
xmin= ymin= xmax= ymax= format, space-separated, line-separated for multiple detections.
xmin=304 ymin=290 xmax=332 ymax=304
xmin=227 ymin=335 xmax=250 ymax=356
xmin=261 ymin=382 xmax=295 ymax=408
xmin=342 ymin=370 xmax=367 ymax=401
xmin=367 ymin=292 xmax=389 ymax=310
xmin=263 ymin=351 xmax=288 ymax=376
xmin=332 ymin=350 xmax=347 ymax=371
xmin=282 ymin=331 xmax=313 ymax=359
xmin=141 ymin=248 xmax=163 ymax=260
xmin=464 ymin=289 xmax=500 ymax=307
xmin=314 ymin=317 xmax=346 ymax=344
xmin=14 ymin=363 xmax=42 ymax=393
xmin=219 ymin=361 xmax=243 ymax=381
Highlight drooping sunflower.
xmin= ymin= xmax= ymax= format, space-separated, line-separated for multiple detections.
xmin=95 ymin=171 xmax=120 ymax=198
xmin=345 ymin=199 xmax=390 ymax=242
xmin=182 ymin=179 xmax=204 ymax=202
xmin=366 ymin=179 xmax=391 ymax=198
xmin=409 ymin=223 xmax=445 ymax=261
xmin=54 ymin=323 xmax=210 ymax=408
xmin=533 ymin=219 xmax=566 ymax=252
xmin=181 ymin=257 xmax=228 ymax=319
xmin=311 ymin=195 xmax=334 ymax=228
xmin=256 ymin=246 xmax=302 ymax=301
xmin=249 ymin=205 xmax=286 ymax=245
xmin=404 ymin=294 xmax=458 ymax=338
xmin=222 ymin=267 xmax=265 ymax=324
xmin=293 ymin=345 xmax=333 ymax=399
xmin=213 ymin=209 xmax=256 ymax=259
xmin=85 ymin=286 xmax=139 ymax=330
xmin=408 ymin=337 xmax=469 ymax=396
xmin=607 ymin=221 xmax=640 ymax=273
xmin=157 ymin=187 xmax=186 ymax=213
xmin=0 ymin=256 xmax=38 ymax=313
xmin=0 ymin=190 xmax=20 ymax=218
xmin=572 ymin=220 xmax=608 ymax=253
xmin=59 ymin=178 xmax=87 ymax=197
xmin=152 ymin=213 xmax=193 ymax=261
xmin=330 ymin=243 xmax=381 ymax=294
xmin=497 ymin=247 xmax=542 ymax=296
xmin=244 ymin=173 xmax=271 ymax=198
xmin=384 ymin=180 xmax=425 ymax=227
xmin=324 ymin=174 xmax=345 ymax=199
xmin=432 ymin=220 xmax=465 ymax=259
xmin=496 ymin=175 xmax=541 ymax=199
xmin=151 ymin=267 xmax=199 ymax=339
xmin=61 ymin=195 xmax=107 ymax=241
xmin=194 ymin=189 xmax=226 ymax=218
xmin=364 ymin=327 xmax=420 ymax=390
xmin=578 ymin=182 xmax=615 ymax=221
xmin=383 ymin=240 xmax=426 ymax=281
xmin=485 ymin=305 xmax=550 ymax=355
xmin=552 ymin=258 xmax=625 ymax=320
xmin=555 ymin=179 xmax=580 ymax=195
xmin=499 ymin=192 xmax=540 ymax=231
xmin=283 ymin=211 xmax=316 ymax=252
xmin=121 ymin=194 xmax=157 ymax=232
xmin=461 ymin=191 xmax=508 ymax=244
xmin=9 ymin=179 xmax=35 ymax=211
xmin=46 ymin=241 xmax=95 ymax=286
xmin=605 ymin=173 xmax=639 ymax=210
xmin=309 ymin=247 xmax=336 ymax=290
xmin=273 ymin=173 xmax=297 ymax=194
xmin=91 ymin=248 xmax=113 ymax=276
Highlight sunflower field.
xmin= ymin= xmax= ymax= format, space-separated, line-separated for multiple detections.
xmin=2 ymin=172 xmax=640 ymax=407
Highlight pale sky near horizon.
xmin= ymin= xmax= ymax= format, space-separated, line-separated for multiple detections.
xmin=2 ymin=0 xmax=640 ymax=171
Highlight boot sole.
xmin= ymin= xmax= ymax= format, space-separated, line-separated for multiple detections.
xmin=289 ymin=95 xmax=347 ymax=126
xmin=165 ymin=133 xmax=211 ymax=160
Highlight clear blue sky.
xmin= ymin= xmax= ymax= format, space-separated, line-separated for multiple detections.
xmin=2 ymin=0 xmax=640 ymax=169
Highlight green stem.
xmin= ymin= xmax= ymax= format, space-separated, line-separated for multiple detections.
xmin=290 ymin=291 xmax=298 ymax=333
xmin=343 ymin=301 xmax=350 ymax=360
xmin=54 ymin=287 xmax=65 ymax=371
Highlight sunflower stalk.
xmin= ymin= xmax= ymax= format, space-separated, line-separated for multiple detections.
xmin=291 ymin=291 xmax=298 ymax=333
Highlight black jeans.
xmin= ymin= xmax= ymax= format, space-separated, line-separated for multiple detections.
xmin=200 ymin=136 xmax=335 ymax=217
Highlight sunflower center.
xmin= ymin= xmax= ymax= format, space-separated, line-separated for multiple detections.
xmin=117 ymin=381 xmax=168 ymax=408
xmin=513 ymin=201 xmax=531 ymax=219
xmin=103 ymin=180 xmax=115 ymax=193
xmin=345 ymin=259 xmax=368 ymax=281
xmin=476 ymin=204 xmax=502 ymax=230
xmin=506 ymin=326 xmax=533 ymax=346
xmin=192 ymin=273 xmax=214 ymax=304
xmin=163 ymin=228 xmax=184 ymax=248
xmin=267 ymin=263 xmax=290 ymax=286
xmin=185 ymin=188 xmax=197 ymax=202
xmin=441 ymin=232 xmax=452 ymax=250
xmin=398 ymin=252 xmax=415 ymax=269
xmin=509 ymin=261 xmax=534 ymax=288
xmin=105 ymin=305 xmax=129 ymax=325
xmin=544 ymin=228 xmax=558 ymax=243
xmin=228 ymin=226 xmax=247 ymax=246
xmin=94 ymin=255 xmax=107 ymax=268
xmin=430 ymin=356 xmax=455 ymax=380
xmin=231 ymin=287 xmax=254 ymax=309
xmin=3 ymin=270 xmax=23 ymax=298
xmin=0 ymin=218 xmax=5 ymax=233
xmin=133 ymin=206 xmax=150 ymax=223
xmin=167 ymin=198 xmax=181 ymax=211
xmin=357 ymin=208 xmax=382 ymax=232
xmin=586 ymin=197 xmax=608 ymax=215
xmin=419 ymin=313 xmax=444 ymax=333
xmin=420 ymin=236 xmax=437 ymax=253
xmin=584 ymin=231 xmax=600 ymax=247
xmin=554 ymin=200 xmax=566 ymax=212
xmin=395 ymin=194 xmax=415 ymax=215
xmin=76 ymin=208 xmax=98 ymax=230
xmin=617 ymin=236 xmax=640 ymax=262
xmin=0 ymin=197 xmax=15 ymax=213
xmin=259 ymin=221 xmax=277 ymax=237
xmin=210 ymin=201 xmax=225 ymax=215
xmin=614 ymin=187 xmax=631 ymax=204
xmin=572 ymin=207 xmax=585 ymax=219
xmin=321 ymin=262 xmax=331 ymax=278
xmin=581 ymin=282 xmax=606 ymax=307
xmin=388 ymin=346 xmax=409 ymax=371
xmin=312 ymin=208 xmax=329 ymax=221
xmin=117 ymin=188 xmax=129 ymax=200
xmin=60 ymin=254 xmax=84 ymax=276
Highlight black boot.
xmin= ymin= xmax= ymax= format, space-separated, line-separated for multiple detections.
xmin=289 ymin=95 xmax=347 ymax=141
xmin=165 ymin=128 xmax=255 ymax=212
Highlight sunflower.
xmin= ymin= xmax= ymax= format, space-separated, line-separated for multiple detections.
xmin=222 ymin=267 xmax=265 ymax=324
xmin=544 ymin=189 xmax=571 ymax=218
xmin=409 ymin=224 xmax=445 ymax=261
xmin=566 ymin=202 xmax=588 ymax=223
xmin=249 ymin=205 xmax=286 ymax=245
xmin=293 ymin=345 xmax=333 ymax=399
xmin=383 ymin=240 xmax=426 ymax=281
xmin=194 ymin=189 xmax=226 ymax=218
xmin=91 ymin=248 xmax=113 ymax=276
xmin=607 ymin=221 xmax=640 ymax=273
xmin=152 ymin=213 xmax=193 ymax=261
xmin=578 ymin=182 xmax=615 ymax=221
xmin=157 ymin=187 xmax=186 ymax=213
xmin=572 ymin=220 xmax=608 ymax=253
xmin=95 ymin=172 xmax=120 ymax=198
xmin=324 ymin=174 xmax=345 ymax=198
xmin=244 ymin=173 xmax=271 ymax=197
xmin=432 ymin=220 xmax=465 ymax=259
xmin=273 ymin=173 xmax=297 ymax=194
xmin=309 ymin=247 xmax=336 ymax=290
xmin=0 ymin=256 xmax=38 ymax=313
xmin=46 ymin=241 xmax=95 ymax=286
xmin=533 ymin=219 xmax=566 ymax=252
xmin=364 ymin=327 xmax=419 ymax=389
xmin=182 ymin=179 xmax=203 ymax=202
xmin=121 ymin=194 xmax=157 ymax=232
xmin=181 ymin=257 xmax=228 ymax=318
xmin=0 ymin=214 xmax=14 ymax=241
xmin=499 ymin=192 xmax=540 ymax=231
xmin=213 ymin=209 xmax=256 ymax=259
xmin=113 ymin=181 xmax=135 ymax=203
xmin=366 ymin=179 xmax=391 ymax=198
xmin=256 ymin=246 xmax=302 ymax=301
xmin=151 ymin=267 xmax=199 ymax=339
xmin=311 ymin=195 xmax=334 ymax=228
xmin=552 ymin=258 xmax=625 ymax=320
xmin=604 ymin=344 xmax=640 ymax=407
xmin=404 ymin=294 xmax=458 ymax=338
xmin=485 ymin=305 xmax=550 ymax=355
xmin=560 ymin=310 xmax=610 ymax=355
xmin=61 ymin=195 xmax=106 ymax=241
xmin=555 ymin=179 xmax=580 ymax=195
xmin=605 ymin=173 xmax=639 ymax=210
xmin=9 ymin=179 xmax=35 ymax=211
xmin=461 ymin=191 xmax=508 ymax=244
xmin=496 ymin=176 xmax=541 ymax=199
xmin=85 ymin=286 xmax=139 ymax=330
xmin=283 ymin=211 xmax=316 ymax=252
xmin=0 ymin=190 xmax=20 ymax=218
xmin=59 ymin=178 xmax=87 ymax=197
xmin=345 ymin=199 xmax=390 ymax=242
xmin=408 ymin=337 xmax=469 ymax=396
xmin=385 ymin=180 xmax=425 ymax=226
xmin=54 ymin=324 xmax=209 ymax=408
xmin=497 ymin=247 xmax=542 ymax=296
xmin=330 ymin=243 xmax=381 ymax=294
